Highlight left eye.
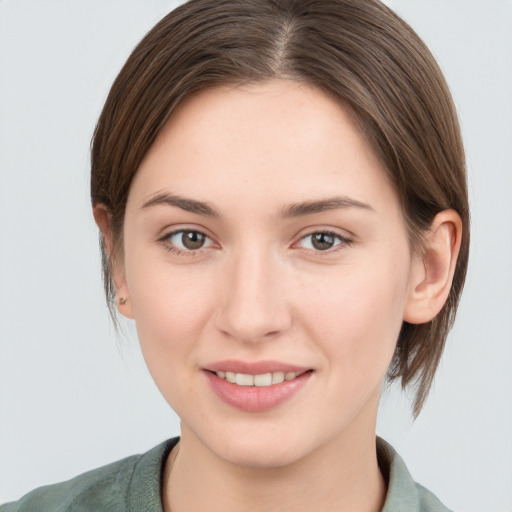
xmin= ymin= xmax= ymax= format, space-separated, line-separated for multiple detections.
xmin=297 ymin=231 xmax=349 ymax=251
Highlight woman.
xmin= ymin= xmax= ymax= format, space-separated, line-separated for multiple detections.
xmin=1 ymin=0 xmax=469 ymax=510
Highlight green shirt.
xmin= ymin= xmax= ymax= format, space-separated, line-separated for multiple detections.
xmin=1 ymin=437 xmax=453 ymax=511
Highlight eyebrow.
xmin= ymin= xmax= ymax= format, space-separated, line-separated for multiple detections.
xmin=281 ymin=196 xmax=375 ymax=217
xmin=140 ymin=192 xmax=219 ymax=217
xmin=140 ymin=192 xmax=374 ymax=218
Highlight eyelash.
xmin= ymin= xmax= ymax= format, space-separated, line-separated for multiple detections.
xmin=158 ymin=229 xmax=352 ymax=257
xmin=295 ymin=230 xmax=352 ymax=254
xmin=158 ymin=229 xmax=215 ymax=256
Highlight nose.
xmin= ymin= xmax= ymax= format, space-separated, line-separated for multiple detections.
xmin=214 ymin=245 xmax=292 ymax=344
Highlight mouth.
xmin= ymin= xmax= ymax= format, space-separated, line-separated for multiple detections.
xmin=203 ymin=361 xmax=313 ymax=412
xmin=210 ymin=370 xmax=310 ymax=387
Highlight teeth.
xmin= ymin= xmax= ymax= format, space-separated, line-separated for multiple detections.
xmin=235 ymin=373 xmax=254 ymax=386
xmin=254 ymin=373 xmax=272 ymax=386
xmin=271 ymin=371 xmax=285 ymax=384
xmin=216 ymin=370 xmax=300 ymax=386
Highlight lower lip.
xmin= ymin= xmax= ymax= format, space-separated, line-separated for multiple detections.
xmin=204 ymin=371 xmax=312 ymax=412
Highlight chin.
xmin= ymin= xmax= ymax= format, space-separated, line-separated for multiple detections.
xmin=219 ymin=437 xmax=305 ymax=469
xmin=188 ymin=421 xmax=309 ymax=469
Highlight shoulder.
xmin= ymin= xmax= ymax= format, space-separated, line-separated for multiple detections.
xmin=378 ymin=438 xmax=454 ymax=512
xmin=415 ymin=483 xmax=455 ymax=512
xmin=0 ymin=455 xmax=139 ymax=512
xmin=0 ymin=438 xmax=177 ymax=512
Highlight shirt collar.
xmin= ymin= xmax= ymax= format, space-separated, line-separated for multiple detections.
xmin=378 ymin=437 xmax=435 ymax=511
xmin=127 ymin=437 xmax=445 ymax=512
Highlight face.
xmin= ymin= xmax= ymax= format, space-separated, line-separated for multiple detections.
xmin=118 ymin=80 xmax=418 ymax=468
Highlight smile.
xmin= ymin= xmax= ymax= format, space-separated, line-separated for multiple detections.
xmin=214 ymin=370 xmax=302 ymax=387
xmin=204 ymin=362 xmax=313 ymax=412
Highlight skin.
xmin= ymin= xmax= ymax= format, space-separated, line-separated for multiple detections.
xmin=94 ymin=80 xmax=462 ymax=512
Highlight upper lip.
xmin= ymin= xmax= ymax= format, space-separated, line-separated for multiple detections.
xmin=205 ymin=359 xmax=311 ymax=375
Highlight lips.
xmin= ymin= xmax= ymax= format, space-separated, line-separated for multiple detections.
xmin=204 ymin=360 xmax=313 ymax=412
xmin=215 ymin=370 xmax=302 ymax=386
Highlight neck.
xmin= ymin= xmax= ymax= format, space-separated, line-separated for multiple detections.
xmin=163 ymin=424 xmax=386 ymax=512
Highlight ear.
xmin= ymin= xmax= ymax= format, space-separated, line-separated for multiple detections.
xmin=93 ymin=204 xmax=134 ymax=319
xmin=404 ymin=209 xmax=463 ymax=324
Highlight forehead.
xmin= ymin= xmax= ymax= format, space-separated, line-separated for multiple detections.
xmin=129 ymin=80 xmax=397 ymax=217
xmin=153 ymin=80 xmax=369 ymax=160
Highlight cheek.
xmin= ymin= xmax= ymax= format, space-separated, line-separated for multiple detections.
xmin=126 ymin=267 xmax=219 ymax=412
xmin=124 ymin=248 xmax=216 ymax=364
xmin=299 ymin=253 xmax=411 ymax=382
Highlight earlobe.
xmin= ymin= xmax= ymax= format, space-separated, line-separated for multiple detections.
xmin=92 ymin=205 xmax=134 ymax=319
xmin=404 ymin=209 xmax=462 ymax=324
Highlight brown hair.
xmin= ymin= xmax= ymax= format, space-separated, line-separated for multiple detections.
xmin=91 ymin=0 xmax=469 ymax=416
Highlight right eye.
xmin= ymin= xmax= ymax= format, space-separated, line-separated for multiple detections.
xmin=161 ymin=229 xmax=215 ymax=254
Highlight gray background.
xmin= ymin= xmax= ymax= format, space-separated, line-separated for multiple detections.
xmin=1 ymin=1 xmax=511 ymax=510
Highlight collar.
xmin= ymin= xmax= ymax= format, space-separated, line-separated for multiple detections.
xmin=378 ymin=437 xmax=452 ymax=511
xmin=126 ymin=437 xmax=450 ymax=512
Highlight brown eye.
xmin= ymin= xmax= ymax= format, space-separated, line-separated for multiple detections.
xmin=181 ymin=231 xmax=206 ymax=250
xmin=311 ymin=233 xmax=336 ymax=250
xmin=297 ymin=231 xmax=351 ymax=252
xmin=166 ymin=230 xmax=213 ymax=252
